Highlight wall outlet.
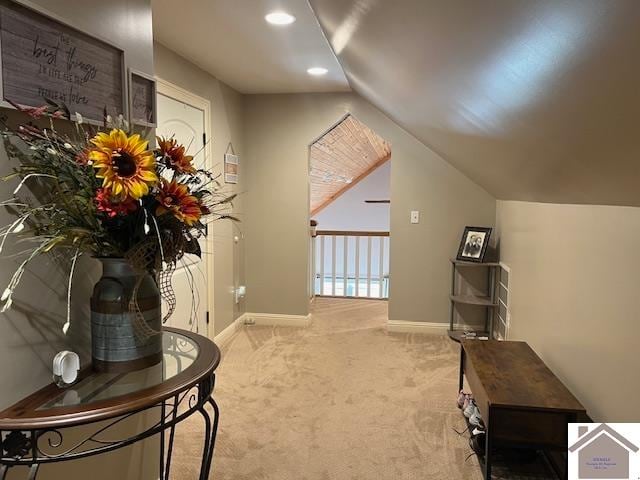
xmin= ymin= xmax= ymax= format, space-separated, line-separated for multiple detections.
xmin=235 ymin=285 xmax=246 ymax=304
xmin=243 ymin=316 xmax=255 ymax=326
xmin=410 ymin=210 xmax=420 ymax=224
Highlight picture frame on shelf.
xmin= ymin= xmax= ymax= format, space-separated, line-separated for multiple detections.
xmin=456 ymin=226 xmax=492 ymax=263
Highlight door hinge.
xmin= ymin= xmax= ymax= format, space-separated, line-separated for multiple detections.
xmin=205 ymin=311 xmax=210 ymax=324
xmin=203 ymin=132 xmax=207 ymax=147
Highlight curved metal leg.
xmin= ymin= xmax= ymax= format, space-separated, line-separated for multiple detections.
xmin=197 ymin=403 xmax=212 ymax=480
xmin=27 ymin=464 xmax=39 ymax=480
xmin=0 ymin=464 xmax=40 ymax=480
xmin=159 ymin=401 xmax=166 ymax=480
xmin=206 ymin=398 xmax=220 ymax=474
xmin=197 ymin=397 xmax=220 ymax=480
xmin=163 ymin=394 xmax=179 ymax=480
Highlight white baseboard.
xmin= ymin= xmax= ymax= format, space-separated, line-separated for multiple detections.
xmin=214 ymin=316 xmax=242 ymax=345
xmin=387 ymin=320 xmax=452 ymax=335
xmin=240 ymin=312 xmax=312 ymax=327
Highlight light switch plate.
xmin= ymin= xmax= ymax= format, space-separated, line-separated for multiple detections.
xmin=410 ymin=210 xmax=420 ymax=224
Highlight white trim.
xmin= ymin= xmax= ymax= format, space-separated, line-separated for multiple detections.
xmin=387 ymin=320 xmax=452 ymax=335
xmin=240 ymin=312 xmax=312 ymax=328
xmin=214 ymin=317 xmax=242 ymax=346
xmin=155 ymin=76 xmax=215 ymax=339
xmin=497 ymin=262 xmax=512 ymax=340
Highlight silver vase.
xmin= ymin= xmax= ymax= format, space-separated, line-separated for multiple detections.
xmin=90 ymin=258 xmax=162 ymax=372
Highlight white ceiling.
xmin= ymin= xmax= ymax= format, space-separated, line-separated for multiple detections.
xmin=310 ymin=0 xmax=640 ymax=207
xmin=152 ymin=0 xmax=349 ymax=94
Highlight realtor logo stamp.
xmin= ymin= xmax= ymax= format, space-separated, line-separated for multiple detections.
xmin=569 ymin=424 xmax=640 ymax=479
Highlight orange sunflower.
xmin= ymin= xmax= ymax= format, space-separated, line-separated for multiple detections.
xmin=89 ymin=129 xmax=158 ymax=200
xmin=155 ymin=180 xmax=202 ymax=226
xmin=157 ymin=136 xmax=196 ymax=174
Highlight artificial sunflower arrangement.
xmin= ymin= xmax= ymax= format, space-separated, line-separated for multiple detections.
xmin=0 ymin=102 xmax=236 ymax=332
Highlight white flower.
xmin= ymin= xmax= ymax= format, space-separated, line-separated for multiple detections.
xmin=46 ymin=148 xmax=57 ymax=156
xmin=62 ymin=321 xmax=70 ymax=335
xmin=1 ymin=297 xmax=12 ymax=312
xmin=106 ymin=115 xmax=113 ymax=124
xmin=29 ymin=146 xmax=39 ymax=150
xmin=11 ymin=221 xmax=24 ymax=233
xmin=64 ymin=143 xmax=73 ymax=150
xmin=75 ymin=112 xmax=84 ymax=124
xmin=1 ymin=288 xmax=11 ymax=301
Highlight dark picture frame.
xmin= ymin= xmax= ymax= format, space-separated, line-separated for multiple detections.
xmin=456 ymin=226 xmax=492 ymax=263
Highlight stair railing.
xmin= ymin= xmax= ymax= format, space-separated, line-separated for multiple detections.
xmin=312 ymin=230 xmax=390 ymax=299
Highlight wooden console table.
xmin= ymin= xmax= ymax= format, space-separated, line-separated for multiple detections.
xmin=459 ymin=339 xmax=585 ymax=479
xmin=0 ymin=328 xmax=221 ymax=480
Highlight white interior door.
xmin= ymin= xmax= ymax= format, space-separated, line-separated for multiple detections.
xmin=156 ymin=92 xmax=209 ymax=334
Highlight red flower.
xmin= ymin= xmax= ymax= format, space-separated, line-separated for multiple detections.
xmin=95 ymin=188 xmax=138 ymax=218
xmin=7 ymin=100 xmax=48 ymax=119
xmin=156 ymin=136 xmax=197 ymax=174
xmin=155 ymin=180 xmax=201 ymax=226
xmin=75 ymin=148 xmax=91 ymax=165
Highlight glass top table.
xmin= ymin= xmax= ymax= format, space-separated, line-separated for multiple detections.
xmin=40 ymin=331 xmax=199 ymax=410
xmin=0 ymin=328 xmax=221 ymax=430
xmin=0 ymin=328 xmax=221 ymax=479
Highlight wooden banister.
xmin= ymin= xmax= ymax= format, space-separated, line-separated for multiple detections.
xmin=315 ymin=230 xmax=389 ymax=237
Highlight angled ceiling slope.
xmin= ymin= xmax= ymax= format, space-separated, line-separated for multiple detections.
xmin=152 ymin=0 xmax=349 ymax=93
xmin=310 ymin=115 xmax=390 ymax=215
xmin=310 ymin=0 xmax=640 ymax=207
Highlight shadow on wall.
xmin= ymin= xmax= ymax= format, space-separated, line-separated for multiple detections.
xmin=0 ymin=115 xmax=98 ymax=410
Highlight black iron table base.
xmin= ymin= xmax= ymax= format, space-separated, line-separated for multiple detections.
xmin=0 ymin=329 xmax=221 ymax=480
xmin=0 ymin=381 xmax=219 ymax=479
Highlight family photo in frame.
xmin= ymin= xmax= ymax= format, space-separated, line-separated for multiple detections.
xmin=456 ymin=226 xmax=492 ymax=263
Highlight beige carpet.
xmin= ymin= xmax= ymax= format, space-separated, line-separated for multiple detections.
xmin=171 ymin=297 xmax=485 ymax=479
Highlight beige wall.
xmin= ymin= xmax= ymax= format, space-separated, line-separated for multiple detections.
xmin=243 ymin=93 xmax=496 ymax=320
xmin=0 ymin=1 xmax=157 ymax=478
xmin=154 ymin=42 xmax=246 ymax=336
xmin=495 ymin=200 xmax=640 ymax=421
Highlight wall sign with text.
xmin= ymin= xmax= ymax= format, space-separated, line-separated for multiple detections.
xmin=224 ymin=153 xmax=238 ymax=184
xmin=0 ymin=1 xmax=126 ymax=123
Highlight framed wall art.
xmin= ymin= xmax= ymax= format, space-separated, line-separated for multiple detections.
xmin=0 ymin=0 xmax=126 ymax=123
xmin=224 ymin=143 xmax=238 ymax=184
xmin=224 ymin=153 xmax=239 ymax=184
xmin=129 ymin=69 xmax=156 ymax=127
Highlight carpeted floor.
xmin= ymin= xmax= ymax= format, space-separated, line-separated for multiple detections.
xmin=171 ymin=297 xmax=488 ymax=479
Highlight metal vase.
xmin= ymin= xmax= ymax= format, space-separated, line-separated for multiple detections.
xmin=90 ymin=258 xmax=162 ymax=372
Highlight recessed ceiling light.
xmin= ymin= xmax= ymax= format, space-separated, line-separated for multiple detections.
xmin=307 ymin=67 xmax=328 ymax=76
xmin=265 ymin=11 xmax=296 ymax=25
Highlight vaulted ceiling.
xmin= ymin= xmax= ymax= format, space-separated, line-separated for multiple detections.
xmin=310 ymin=114 xmax=390 ymax=214
xmin=153 ymin=0 xmax=640 ymax=207
xmin=310 ymin=0 xmax=640 ymax=207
